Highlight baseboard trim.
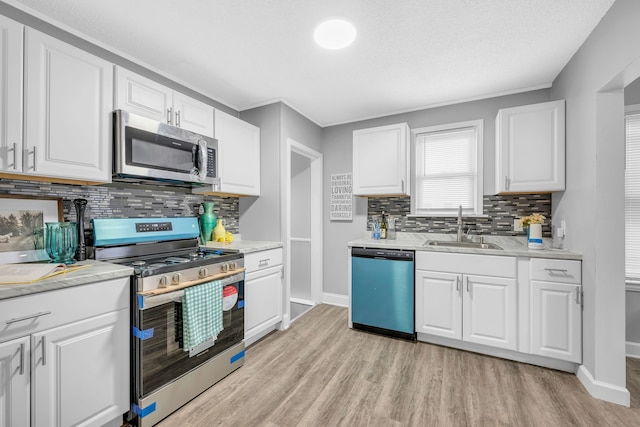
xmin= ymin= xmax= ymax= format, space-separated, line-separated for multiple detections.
xmin=577 ymin=365 xmax=630 ymax=407
xmin=322 ymin=292 xmax=348 ymax=307
xmin=626 ymin=341 xmax=640 ymax=359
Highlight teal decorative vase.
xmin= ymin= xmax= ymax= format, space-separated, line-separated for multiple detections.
xmin=199 ymin=202 xmax=217 ymax=244
xmin=45 ymin=222 xmax=78 ymax=264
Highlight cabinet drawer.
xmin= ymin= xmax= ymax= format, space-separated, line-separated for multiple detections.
xmin=416 ymin=251 xmax=516 ymax=278
xmin=0 ymin=278 xmax=129 ymax=343
xmin=244 ymin=248 xmax=283 ymax=273
xmin=530 ymin=258 xmax=581 ymax=284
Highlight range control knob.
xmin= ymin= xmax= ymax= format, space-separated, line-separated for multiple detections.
xmin=220 ymin=263 xmax=229 ymax=273
xmin=159 ymin=275 xmax=169 ymax=288
xmin=228 ymin=261 xmax=237 ymax=271
xmin=172 ymin=273 xmax=182 ymax=284
xmin=199 ymin=267 xmax=209 ymax=278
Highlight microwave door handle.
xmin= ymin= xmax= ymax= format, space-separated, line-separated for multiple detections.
xmin=197 ymin=140 xmax=207 ymax=181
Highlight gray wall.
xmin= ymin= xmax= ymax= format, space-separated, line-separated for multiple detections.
xmin=239 ymin=103 xmax=282 ymax=241
xmin=239 ymin=102 xmax=322 ymax=243
xmin=321 ymin=89 xmax=551 ymax=297
xmin=551 ymin=0 xmax=640 ymax=396
xmin=625 ymin=77 xmax=640 ymax=106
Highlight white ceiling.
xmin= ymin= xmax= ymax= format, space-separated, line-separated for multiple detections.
xmin=7 ymin=0 xmax=615 ymax=126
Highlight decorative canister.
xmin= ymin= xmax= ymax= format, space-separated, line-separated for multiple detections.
xmin=528 ymin=223 xmax=543 ymax=249
xmin=213 ymin=218 xmax=227 ymax=242
xmin=199 ymin=201 xmax=217 ymax=244
xmin=45 ymin=222 xmax=78 ymax=264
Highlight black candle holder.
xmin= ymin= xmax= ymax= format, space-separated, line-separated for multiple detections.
xmin=73 ymin=198 xmax=88 ymax=261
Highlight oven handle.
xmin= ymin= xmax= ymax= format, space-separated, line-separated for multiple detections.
xmin=138 ymin=271 xmax=245 ymax=310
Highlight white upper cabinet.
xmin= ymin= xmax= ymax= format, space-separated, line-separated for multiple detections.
xmin=23 ymin=28 xmax=112 ymax=183
xmin=195 ymin=109 xmax=260 ymax=196
xmin=115 ymin=67 xmax=214 ymax=137
xmin=353 ymin=123 xmax=410 ymax=196
xmin=0 ymin=16 xmax=23 ymax=174
xmin=495 ymin=100 xmax=565 ymax=193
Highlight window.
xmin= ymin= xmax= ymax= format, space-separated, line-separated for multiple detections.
xmin=411 ymin=120 xmax=483 ymax=216
xmin=626 ymin=109 xmax=640 ymax=281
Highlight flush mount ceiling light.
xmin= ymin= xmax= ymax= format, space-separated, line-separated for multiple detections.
xmin=314 ymin=18 xmax=356 ymax=50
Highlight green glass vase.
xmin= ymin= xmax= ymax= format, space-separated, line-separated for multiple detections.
xmin=199 ymin=202 xmax=218 ymax=244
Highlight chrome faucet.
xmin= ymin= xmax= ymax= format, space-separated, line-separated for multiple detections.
xmin=457 ymin=205 xmax=463 ymax=242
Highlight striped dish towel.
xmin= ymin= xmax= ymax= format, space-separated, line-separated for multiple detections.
xmin=182 ymin=280 xmax=223 ymax=351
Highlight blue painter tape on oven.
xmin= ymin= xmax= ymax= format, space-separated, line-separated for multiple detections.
xmin=528 ymin=238 xmax=543 ymax=244
xmin=132 ymin=402 xmax=156 ymax=418
xmin=132 ymin=326 xmax=154 ymax=340
xmin=137 ymin=294 xmax=144 ymax=309
xmin=238 ymin=300 xmax=244 ymax=308
xmin=230 ymin=350 xmax=245 ymax=364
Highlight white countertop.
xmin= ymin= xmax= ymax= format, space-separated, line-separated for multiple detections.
xmin=204 ymin=240 xmax=283 ymax=254
xmin=0 ymin=260 xmax=134 ymax=300
xmin=348 ymin=232 xmax=582 ymax=260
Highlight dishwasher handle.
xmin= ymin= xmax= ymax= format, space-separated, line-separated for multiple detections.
xmin=351 ymin=247 xmax=414 ymax=261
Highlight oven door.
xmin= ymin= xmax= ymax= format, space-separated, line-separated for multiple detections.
xmin=132 ymin=272 xmax=244 ymax=399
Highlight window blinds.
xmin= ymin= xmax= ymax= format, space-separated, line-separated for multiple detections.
xmin=626 ymin=113 xmax=640 ymax=280
xmin=414 ymin=127 xmax=477 ymax=214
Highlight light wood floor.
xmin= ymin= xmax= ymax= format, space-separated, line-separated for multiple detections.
xmin=158 ymin=304 xmax=640 ymax=426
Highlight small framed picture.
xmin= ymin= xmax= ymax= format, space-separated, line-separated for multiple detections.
xmin=0 ymin=194 xmax=63 ymax=264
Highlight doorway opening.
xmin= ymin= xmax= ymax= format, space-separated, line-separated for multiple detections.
xmin=282 ymin=139 xmax=323 ymax=327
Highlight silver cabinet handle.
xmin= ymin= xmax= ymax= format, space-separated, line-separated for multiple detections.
xmin=456 ymin=276 xmax=460 ymax=292
xmin=258 ymin=259 xmax=270 ymax=267
xmin=545 ymin=268 xmax=569 ymax=274
xmin=41 ymin=336 xmax=46 ymax=366
xmin=167 ymin=108 xmax=172 ymax=124
xmin=176 ymin=110 xmax=181 ymax=127
xmin=6 ymin=311 xmax=51 ymax=325
xmin=465 ymin=276 xmax=470 ymax=293
xmin=575 ymin=288 xmax=581 ymax=305
xmin=9 ymin=142 xmax=17 ymax=170
xmin=504 ymin=176 xmax=510 ymax=191
xmin=26 ymin=146 xmax=37 ymax=172
xmin=401 ymin=179 xmax=405 ymax=193
xmin=19 ymin=342 xmax=25 ymax=375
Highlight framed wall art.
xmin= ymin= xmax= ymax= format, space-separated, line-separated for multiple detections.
xmin=0 ymin=194 xmax=63 ymax=264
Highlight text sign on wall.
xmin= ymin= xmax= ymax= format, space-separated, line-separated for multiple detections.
xmin=330 ymin=173 xmax=352 ymax=221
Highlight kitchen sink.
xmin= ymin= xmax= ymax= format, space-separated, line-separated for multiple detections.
xmin=424 ymin=240 xmax=503 ymax=250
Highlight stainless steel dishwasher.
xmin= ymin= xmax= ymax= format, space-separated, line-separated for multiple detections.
xmin=351 ymin=247 xmax=416 ymax=340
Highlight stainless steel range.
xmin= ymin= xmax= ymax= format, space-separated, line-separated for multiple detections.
xmin=92 ymin=217 xmax=245 ymax=427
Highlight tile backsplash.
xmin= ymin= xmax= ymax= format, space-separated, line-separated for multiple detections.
xmin=368 ymin=194 xmax=552 ymax=237
xmin=0 ymin=179 xmax=239 ymax=245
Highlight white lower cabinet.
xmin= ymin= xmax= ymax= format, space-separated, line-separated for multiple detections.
xmin=0 ymin=337 xmax=30 ymax=427
xmin=0 ymin=277 xmax=130 ymax=427
xmin=416 ymin=265 xmax=517 ymax=351
xmin=244 ymin=248 xmax=283 ymax=346
xmin=529 ymin=258 xmax=582 ymax=363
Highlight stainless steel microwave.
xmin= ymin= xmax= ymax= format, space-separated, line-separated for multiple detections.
xmin=112 ymin=110 xmax=217 ymax=186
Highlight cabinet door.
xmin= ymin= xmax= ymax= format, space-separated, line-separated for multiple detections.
xmin=245 ymin=266 xmax=283 ymax=337
xmin=0 ymin=16 xmax=23 ymax=173
xmin=31 ymin=310 xmax=129 ymax=427
xmin=173 ymin=92 xmax=214 ymax=137
xmin=24 ymin=29 xmax=112 ymax=183
xmin=463 ymin=274 xmax=517 ymax=350
xmin=415 ymin=270 xmax=462 ymax=340
xmin=531 ymin=281 xmax=582 ymax=363
xmin=115 ymin=67 xmax=173 ymax=124
xmin=353 ymin=123 xmax=409 ymax=196
xmin=0 ymin=337 xmax=30 ymax=427
xmin=495 ymin=100 xmax=565 ymax=193
xmin=214 ymin=109 xmax=261 ymax=196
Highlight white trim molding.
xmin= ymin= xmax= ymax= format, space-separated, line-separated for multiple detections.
xmin=322 ymin=292 xmax=348 ymax=307
xmin=577 ymin=365 xmax=630 ymax=407
xmin=626 ymin=341 xmax=640 ymax=359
